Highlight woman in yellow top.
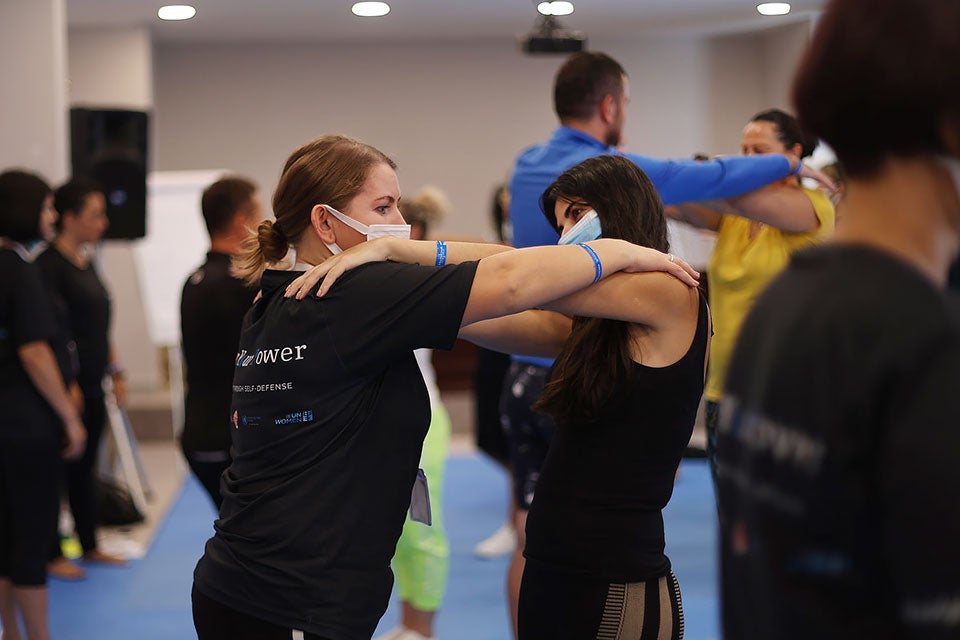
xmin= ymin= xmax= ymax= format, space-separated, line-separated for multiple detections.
xmin=668 ymin=109 xmax=836 ymax=488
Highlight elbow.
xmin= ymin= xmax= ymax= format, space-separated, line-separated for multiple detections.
xmin=468 ymin=259 xmax=525 ymax=324
xmin=498 ymin=263 xmax=526 ymax=315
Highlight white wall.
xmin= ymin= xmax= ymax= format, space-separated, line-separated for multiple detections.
xmin=68 ymin=27 xmax=154 ymax=111
xmin=705 ymin=19 xmax=812 ymax=156
xmin=153 ymin=36 xmax=712 ymax=238
xmin=760 ymin=20 xmax=815 ymax=111
xmin=0 ymin=0 xmax=69 ymax=183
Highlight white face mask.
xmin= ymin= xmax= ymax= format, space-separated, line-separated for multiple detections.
xmin=322 ymin=204 xmax=411 ymax=255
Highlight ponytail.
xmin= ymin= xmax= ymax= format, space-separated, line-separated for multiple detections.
xmin=233 ymin=219 xmax=289 ymax=287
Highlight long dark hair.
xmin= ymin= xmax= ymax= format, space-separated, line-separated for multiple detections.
xmin=536 ymin=155 xmax=668 ymax=424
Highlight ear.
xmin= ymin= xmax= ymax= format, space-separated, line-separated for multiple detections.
xmin=230 ymin=210 xmax=251 ymax=236
xmin=59 ymin=210 xmax=76 ymax=229
xmin=310 ymin=204 xmax=338 ymax=245
xmin=599 ymin=94 xmax=617 ymax=125
xmin=788 ymin=143 xmax=804 ymax=160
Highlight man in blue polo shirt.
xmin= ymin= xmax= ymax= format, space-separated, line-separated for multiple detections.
xmin=500 ymin=50 xmax=820 ymax=638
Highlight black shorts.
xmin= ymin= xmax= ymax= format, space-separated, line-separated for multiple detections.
xmin=500 ymin=362 xmax=557 ymax=510
xmin=0 ymin=441 xmax=61 ymax=586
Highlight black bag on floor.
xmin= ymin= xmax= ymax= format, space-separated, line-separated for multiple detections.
xmin=96 ymin=476 xmax=145 ymax=526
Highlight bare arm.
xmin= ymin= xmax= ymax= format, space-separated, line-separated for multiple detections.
xmin=19 ymin=341 xmax=87 ymax=459
xmin=724 ymin=184 xmax=820 ymax=232
xmin=459 ymin=310 xmax=572 ymax=358
xmin=286 ymin=238 xmax=512 ymax=298
xmin=666 ymin=203 xmax=723 ymax=231
xmin=542 ymin=270 xmax=698 ymax=330
xmin=669 ymin=183 xmax=821 ymax=233
xmin=285 ymin=238 xmax=699 ymax=322
xmin=464 ymin=239 xmax=665 ymax=326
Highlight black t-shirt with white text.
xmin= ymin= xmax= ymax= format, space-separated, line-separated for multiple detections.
xmin=193 ymin=260 xmax=478 ymax=640
xmin=718 ymin=245 xmax=960 ymax=640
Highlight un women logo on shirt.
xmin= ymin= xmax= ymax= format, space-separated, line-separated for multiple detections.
xmin=235 ymin=344 xmax=307 ymax=367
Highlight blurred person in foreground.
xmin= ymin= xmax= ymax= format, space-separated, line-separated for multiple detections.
xmin=715 ymin=0 xmax=960 ymax=638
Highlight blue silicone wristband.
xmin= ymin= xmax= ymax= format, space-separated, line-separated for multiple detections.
xmin=435 ymin=240 xmax=447 ymax=267
xmin=576 ymin=243 xmax=602 ymax=283
xmin=791 ymin=158 xmax=803 ymax=176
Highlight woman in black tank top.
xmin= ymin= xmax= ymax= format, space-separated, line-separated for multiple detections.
xmin=516 ymin=155 xmax=709 ymax=640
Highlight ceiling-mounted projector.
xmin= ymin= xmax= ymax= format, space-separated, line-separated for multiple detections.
xmin=520 ymin=15 xmax=586 ymax=55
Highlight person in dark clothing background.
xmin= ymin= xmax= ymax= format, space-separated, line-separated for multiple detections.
xmin=0 ymin=169 xmax=86 ymax=640
xmin=180 ymin=176 xmax=260 ymax=510
xmin=38 ymin=178 xmax=127 ymax=579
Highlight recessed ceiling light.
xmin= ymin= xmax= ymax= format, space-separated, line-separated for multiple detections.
xmin=757 ymin=2 xmax=791 ymax=16
xmin=537 ymin=1 xmax=575 ymax=16
xmin=157 ymin=5 xmax=196 ymax=21
xmin=352 ymin=2 xmax=391 ymax=17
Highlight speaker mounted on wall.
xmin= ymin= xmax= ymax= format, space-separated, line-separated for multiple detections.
xmin=70 ymin=108 xmax=149 ymax=240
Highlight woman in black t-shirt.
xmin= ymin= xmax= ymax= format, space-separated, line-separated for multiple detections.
xmin=37 ymin=178 xmax=127 ymax=574
xmin=191 ymin=135 xmax=699 ymax=640
xmin=0 ymin=170 xmax=86 ymax=640
xmin=291 ymin=155 xmax=709 ymax=640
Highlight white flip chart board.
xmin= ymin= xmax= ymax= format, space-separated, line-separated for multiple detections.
xmin=133 ymin=170 xmax=228 ymax=346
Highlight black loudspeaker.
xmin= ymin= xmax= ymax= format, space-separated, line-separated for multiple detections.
xmin=70 ymin=108 xmax=149 ymax=240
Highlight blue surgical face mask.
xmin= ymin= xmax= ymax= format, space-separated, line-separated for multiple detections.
xmin=322 ymin=204 xmax=411 ymax=255
xmin=558 ymin=209 xmax=602 ymax=245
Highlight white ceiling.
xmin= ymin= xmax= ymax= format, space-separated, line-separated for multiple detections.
xmin=66 ymin=0 xmax=826 ymax=44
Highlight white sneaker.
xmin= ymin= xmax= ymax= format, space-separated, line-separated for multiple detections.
xmin=373 ymin=627 xmax=435 ymax=640
xmin=473 ymin=522 xmax=517 ymax=559
xmin=372 ymin=627 xmax=406 ymax=640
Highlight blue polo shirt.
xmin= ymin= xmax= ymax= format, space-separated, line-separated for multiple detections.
xmin=508 ymin=126 xmax=794 ymax=367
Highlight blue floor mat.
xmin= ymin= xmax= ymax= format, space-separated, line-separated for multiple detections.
xmin=44 ymin=456 xmax=718 ymax=640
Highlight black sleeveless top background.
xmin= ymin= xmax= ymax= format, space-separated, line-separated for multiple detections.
xmin=524 ymin=292 xmax=709 ymax=582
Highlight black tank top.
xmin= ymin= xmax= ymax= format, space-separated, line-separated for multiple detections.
xmin=524 ymin=292 xmax=709 ymax=582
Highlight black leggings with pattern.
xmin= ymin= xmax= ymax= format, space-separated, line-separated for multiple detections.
xmin=518 ymin=562 xmax=684 ymax=640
